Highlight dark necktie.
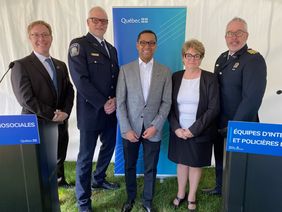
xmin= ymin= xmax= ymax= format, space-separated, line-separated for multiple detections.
xmin=45 ymin=58 xmax=58 ymax=93
xmin=101 ymin=41 xmax=110 ymax=57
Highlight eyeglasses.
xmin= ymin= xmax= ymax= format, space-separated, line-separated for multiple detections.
xmin=139 ymin=41 xmax=156 ymax=47
xmin=88 ymin=17 xmax=108 ymax=25
xmin=184 ymin=53 xmax=201 ymax=60
xmin=225 ymin=30 xmax=247 ymax=38
xmin=30 ymin=33 xmax=51 ymax=39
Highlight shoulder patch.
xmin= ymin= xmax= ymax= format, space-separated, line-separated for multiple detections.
xmin=247 ymin=49 xmax=258 ymax=54
xmin=69 ymin=43 xmax=80 ymax=57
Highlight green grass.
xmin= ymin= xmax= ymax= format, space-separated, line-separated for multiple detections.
xmin=59 ymin=162 xmax=222 ymax=212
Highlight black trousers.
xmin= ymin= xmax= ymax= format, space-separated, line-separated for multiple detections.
xmin=122 ymin=136 xmax=161 ymax=208
xmin=213 ymin=133 xmax=224 ymax=191
xmin=57 ymin=121 xmax=69 ymax=183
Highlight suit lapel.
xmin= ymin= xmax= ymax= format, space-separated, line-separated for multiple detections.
xmin=217 ymin=45 xmax=248 ymax=72
xmin=86 ymin=33 xmax=109 ymax=59
xmin=174 ymin=71 xmax=184 ymax=98
xmin=29 ymin=53 xmax=57 ymax=98
xmin=133 ymin=60 xmax=146 ymax=104
xmin=52 ymin=58 xmax=62 ymax=97
xmin=106 ymin=41 xmax=113 ymax=57
xmin=218 ymin=53 xmax=233 ymax=71
xmin=146 ymin=61 xmax=160 ymax=103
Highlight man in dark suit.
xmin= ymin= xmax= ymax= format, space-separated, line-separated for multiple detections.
xmin=68 ymin=6 xmax=119 ymax=212
xmin=57 ymin=120 xmax=71 ymax=187
xmin=116 ymin=30 xmax=172 ymax=212
xmin=203 ymin=17 xmax=267 ymax=196
xmin=11 ymin=20 xmax=74 ymax=211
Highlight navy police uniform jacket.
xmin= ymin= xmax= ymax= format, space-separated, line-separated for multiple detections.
xmin=68 ymin=33 xmax=119 ymax=130
xmin=214 ymin=44 xmax=267 ymax=129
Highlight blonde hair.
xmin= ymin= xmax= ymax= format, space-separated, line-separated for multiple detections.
xmin=27 ymin=20 xmax=52 ymax=36
xmin=182 ymin=39 xmax=205 ymax=58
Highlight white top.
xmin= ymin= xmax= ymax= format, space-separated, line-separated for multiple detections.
xmin=177 ymin=77 xmax=200 ymax=129
xmin=33 ymin=51 xmax=54 ymax=80
xmin=139 ymin=58 xmax=153 ymax=102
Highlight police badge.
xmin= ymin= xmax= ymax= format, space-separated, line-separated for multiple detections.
xmin=232 ymin=62 xmax=239 ymax=71
xmin=69 ymin=43 xmax=80 ymax=57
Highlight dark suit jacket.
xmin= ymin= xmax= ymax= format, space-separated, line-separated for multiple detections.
xmin=11 ymin=52 xmax=74 ymax=121
xmin=68 ymin=33 xmax=119 ymax=130
xmin=214 ymin=44 xmax=267 ymax=128
xmin=168 ymin=70 xmax=219 ymax=142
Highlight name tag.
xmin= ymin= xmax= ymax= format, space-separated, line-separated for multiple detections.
xmin=91 ymin=53 xmax=100 ymax=57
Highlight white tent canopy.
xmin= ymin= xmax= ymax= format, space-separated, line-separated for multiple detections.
xmin=1 ymin=0 xmax=281 ymax=160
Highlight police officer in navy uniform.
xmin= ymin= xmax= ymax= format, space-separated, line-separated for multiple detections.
xmin=202 ymin=17 xmax=267 ymax=196
xmin=68 ymin=6 xmax=119 ymax=212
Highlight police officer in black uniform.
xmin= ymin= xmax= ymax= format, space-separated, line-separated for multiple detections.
xmin=203 ymin=17 xmax=267 ymax=196
xmin=68 ymin=6 xmax=119 ymax=212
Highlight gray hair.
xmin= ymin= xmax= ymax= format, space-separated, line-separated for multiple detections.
xmin=226 ymin=17 xmax=248 ymax=32
xmin=88 ymin=6 xmax=107 ymax=19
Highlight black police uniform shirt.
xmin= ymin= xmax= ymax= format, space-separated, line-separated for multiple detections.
xmin=214 ymin=44 xmax=267 ymax=129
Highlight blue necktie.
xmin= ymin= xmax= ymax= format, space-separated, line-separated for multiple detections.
xmin=45 ymin=58 xmax=58 ymax=93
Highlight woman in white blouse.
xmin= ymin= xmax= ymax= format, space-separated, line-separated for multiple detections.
xmin=168 ymin=39 xmax=219 ymax=211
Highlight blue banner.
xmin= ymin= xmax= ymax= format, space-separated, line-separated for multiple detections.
xmin=227 ymin=121 xmax=282 ymax=157
xmin=0 ymin=115 xmax=40 ymax=146
xmin=113 ymin=7 xmax=187 ymax=176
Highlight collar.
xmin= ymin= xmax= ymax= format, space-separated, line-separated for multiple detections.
xmin=33 ymin=51 xmax=51 ymax=63
xmin=89 ymin=32 xmax=105 ymax=44
xmin=229 ymin=44 xmax=248 ymax=57
xmin=139 ymin=58 xmax=154 ymax=66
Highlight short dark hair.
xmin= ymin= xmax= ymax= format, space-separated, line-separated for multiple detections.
xmin=137 ymin=30 xmax=157 ymax=42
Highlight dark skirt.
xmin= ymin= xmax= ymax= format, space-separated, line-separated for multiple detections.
xmin=168 ymin=131 xmax=212 ymax=167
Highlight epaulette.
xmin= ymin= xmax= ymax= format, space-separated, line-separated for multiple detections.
xmin=247 ymin=49 xmax=258 ymax=54
xmin=72 ymin=36 xmax=85 ymax=42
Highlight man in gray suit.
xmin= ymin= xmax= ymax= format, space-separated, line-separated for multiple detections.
xmin=116 ymin=30 xmax=172 ymax=212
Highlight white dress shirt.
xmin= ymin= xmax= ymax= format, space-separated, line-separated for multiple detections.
xmin=33 ymin=51 xmax=54 ymax=80
xmin=139 ymin=58 xmax=153 ymax=102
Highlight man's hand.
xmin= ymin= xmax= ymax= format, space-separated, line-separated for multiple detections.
xmin=52 ymin=110 xmax=68 ymax=122
xmin=142 ymin=125 xmax=157 ymax=140
xmin=104 ymin=97 xmax=116 ymax=114
xmin=125 ymin=130 xmax=139 ymax=142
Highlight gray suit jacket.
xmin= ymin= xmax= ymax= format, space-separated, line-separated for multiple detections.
xmin=116 ymin=59 xmax=172 ymax=142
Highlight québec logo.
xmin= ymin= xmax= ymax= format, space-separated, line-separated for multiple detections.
xmin=121 ymin=17 xmax=149 ymax=24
